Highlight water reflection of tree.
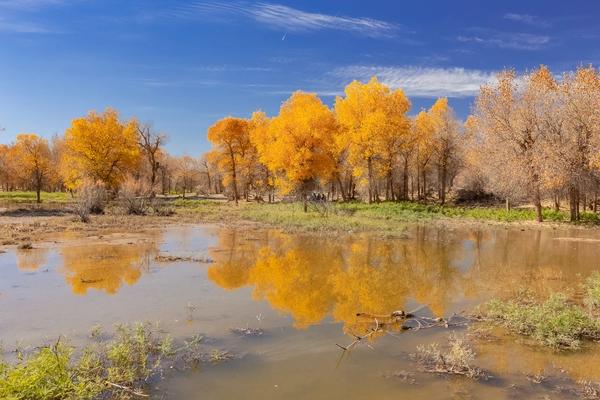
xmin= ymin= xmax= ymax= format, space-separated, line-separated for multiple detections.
xmin=16 ymin=248 xmax=49 ymax=271
xmin=207 ymin=227 xmax=462 ymax=331
xmin=60 ymin=240 xmax=158 ymax=295
xmin=208 ymin=226 xmax=600 ymax=335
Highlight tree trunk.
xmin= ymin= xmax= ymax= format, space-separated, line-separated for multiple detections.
xmin=534 ymin=186 xmax=543 ymax=223
xmin=336 ymin=176 xmax=347 ymax=202
xmin=554 ymin=194 xmax=560 ymax=212
xmin=505 ymin=198 xmax=511 ymax=211
xmin=440 ymin=163 xmax=447 ymax=206
xmin=402 ymin=157 xmax=408 ymax=201
xmin=367 ymin=157 xmax=373 ymax=204
xmin=229 ymin=151 xmax=239 ymax=206
xmin=303 ymin=192 xmax=308 ymax=212
xmin=36 ymin=186 xmax=41 ymax=203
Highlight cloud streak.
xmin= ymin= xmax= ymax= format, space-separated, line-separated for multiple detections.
xmin=0 ymin=18 xmax=53 ymax=33
xmin=333 ymin=66 xmax=496 ymax=97
xmin=0 ymin=0 xmax=65 ymax=10
xmin=503 ymin=13 xmax=550 ymax=28
xmin=158 ymin=1 xmax=398 ymax=37
xmin=457 ymin=32 xmax=551 ymax=50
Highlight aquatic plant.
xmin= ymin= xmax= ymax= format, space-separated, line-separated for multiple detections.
xmin=484 ymin=293 xmax=600 ymax=350
xmin=584 ymin=272 xmax=600 ymax=311
xmin=0 ymin=322 xmax=229 ymax=399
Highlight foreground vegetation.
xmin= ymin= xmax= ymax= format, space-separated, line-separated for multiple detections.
xmin=480 ymin=273 xmax=600 ymax=350
xmin=0 ymin=323 xmax=228 ymax=399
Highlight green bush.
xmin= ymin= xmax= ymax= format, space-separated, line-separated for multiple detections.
xmin=485 ymin=293 xmax=598 ymax=349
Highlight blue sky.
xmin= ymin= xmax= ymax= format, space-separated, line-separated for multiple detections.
xmin=1 ymin=0 xmax=599 ymax=155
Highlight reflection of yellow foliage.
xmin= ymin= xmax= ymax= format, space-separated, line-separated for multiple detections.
xmin=16 ymin=248 xmax=49 ymax=271
xmin=207 ymin=227 xmax=459 ymax=332
xmin=250 ymin=248 xmax=341 ymax=328
xmin=208 ymin=225 xmax=598 ymax=345
xmin=60 ymin=243 xmax=154 ymax=295
xmin=207 ymin=261 xmax=249 ymax=290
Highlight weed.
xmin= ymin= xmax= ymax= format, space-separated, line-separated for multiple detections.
xmin=484 ymin=293 xmax=600 ymax=349
xmin=412 ymin=334 xmax=486 ymax=379
xmin=0 ymin=322 xmax=227 ymax=399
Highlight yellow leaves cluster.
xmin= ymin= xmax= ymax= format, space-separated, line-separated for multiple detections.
xmin=263 ymin=92 xmax=338 ymax=192
xmin=61 ymin=108 xmax=140 ymax=190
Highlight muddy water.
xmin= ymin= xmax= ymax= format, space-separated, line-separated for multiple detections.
xmin=2 ymin=224 xmax=600 ymax=399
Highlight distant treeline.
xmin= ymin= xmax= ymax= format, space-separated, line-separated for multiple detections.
xmin=2 ymin=66 xmax=600 ymax=221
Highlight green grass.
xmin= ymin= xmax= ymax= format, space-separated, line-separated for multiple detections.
xmin=0 ymin=322 xmax=223 ymax=399
xmin=483 ymin=275 xmax=600 ymax=349
xmin=485 ymin=293 xmax=598 ymax=349
xmin=238 ymin=202 xmax=411 ymax=233
xmin=233 ymin=201 xmax=600 ymax=232
xmin=0 ymin=191 xmax=70 ymax=203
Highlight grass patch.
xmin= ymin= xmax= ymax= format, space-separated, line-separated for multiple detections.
xmin=482 ymin=277 xmax=600 ymax=350
xmin=239 ymin=202 xmax=410 ymax=233
xmin=484 ymin=293 xmax=598 ymax=349
xmin=0 ymin=322 xmax=228 ymax=399
xmin=0 ymin=191 xmax=70 ymax=203
xmin=235 ymin=201 xmax=599 ymax=232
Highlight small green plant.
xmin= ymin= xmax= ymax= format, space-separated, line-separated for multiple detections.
xmin=0 ymin=322 xmax=226 ymax=399
xmin=485 ymin=293 xmax=599 ymax=349
xmin=584 ymin=272 xmax=600 ymax=311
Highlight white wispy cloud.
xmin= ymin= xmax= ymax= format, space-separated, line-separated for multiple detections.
xmin=332 ymin=66 xmax=496 ymax=97
xmin=0 ymin=0 xmax=65 ymax=10
xmin=503 ymin=13 xmax=550 ymax=28
xmin=457 ymin=32 xmax=551 ymax=50
xmin=0 ymin=18 xmax=52 ymax=33
xmin=156 ymin=1 xmax=398 ymax=37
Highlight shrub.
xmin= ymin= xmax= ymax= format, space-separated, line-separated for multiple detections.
xmin=413 ymin=335 xmax=485 ymax=379
xmin=149 ymin=198 xmax=175 ymax=216
xmin=74 ymin=179 xmax=107 ymax=222
xmin=118 ymin=176 xmax=151 ymax=215
xmin=485 ymin=293 xmax=599 ymax=349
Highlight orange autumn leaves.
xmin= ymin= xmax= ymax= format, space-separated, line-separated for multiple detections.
xmin=208 ymin=78 xmax=432 ymax=206
xmin=61 ymin=109 xmax=140 ymax=191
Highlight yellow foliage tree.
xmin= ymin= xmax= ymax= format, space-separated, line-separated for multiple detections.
xmin=262 ymin=91 xmax=338 ymax=211
xmin=207 ymin=117 xmax=252 ymax=205
xmin=61 ymin=108 xmax=140 ymax=191
xmin=12 ymin=133 xmax=53 ymax=203
xmin=335 ymin=76 xmax=411 ymax=203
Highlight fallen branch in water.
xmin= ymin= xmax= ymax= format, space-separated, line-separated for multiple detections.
xmin=336 ymin=309 xmax=469 ymax=352
xmin=106 ymin=382 xmax=149 ymax=398
xmin=155 ymin=254 xmax=213 ymax=263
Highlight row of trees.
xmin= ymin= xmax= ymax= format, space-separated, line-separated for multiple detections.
xmin=0 ymin=109 xmax=223 ymax=201
xmin=3 ymin=66 xmax=600 ymax=222
xmin=207 ymin=77 xmax=463 ymax=211
xmin=470 ymin=65 xmax=600 ymax=222
xmin=206 ymin=68 xmax=600 ymax=221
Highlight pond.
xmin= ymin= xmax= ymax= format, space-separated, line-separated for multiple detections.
xmin=2 ymin=223 xmax=600 ymax=399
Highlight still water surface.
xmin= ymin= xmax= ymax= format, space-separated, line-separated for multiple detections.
xmin=2 ymin=224 xmax=600 ymax=399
